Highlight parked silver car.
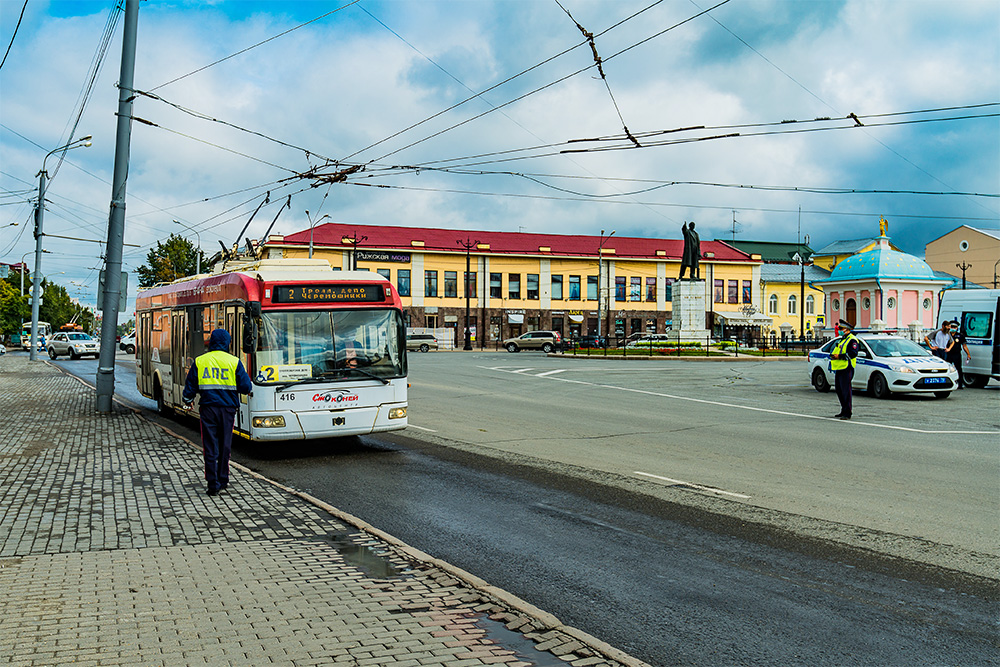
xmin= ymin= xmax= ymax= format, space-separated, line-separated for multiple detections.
xmin=502 ymin=330 xmax=563 ymax=353
xmin=48 ymin=332 xmax=100 ymax=360
xmin=406 ymin=333 xmax=438 ymax=353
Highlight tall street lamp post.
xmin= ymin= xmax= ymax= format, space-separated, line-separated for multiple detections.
xmin=793 ymin=251 xmax=806 ymax=341
xmin=458 ymin=238 xmax=479 ymax=350
xmin=31 ymin=136 xmax=92 ymax=360
xmin=173 ymin=219 xmax=201 ymax=275
xmin=597 ymin=230 xmax=615 ymax=339
xmin=305 ymin=211 xmax=329 ymax=259
xmin=956 ymin=261 xmax=972 ymax=290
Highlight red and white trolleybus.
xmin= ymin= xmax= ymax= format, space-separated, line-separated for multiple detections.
xmin=135 ymin=258 xmax=408 ymax=441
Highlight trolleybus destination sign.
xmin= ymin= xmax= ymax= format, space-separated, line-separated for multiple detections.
xmin=272 ymin=284 xmax=385 ymax=303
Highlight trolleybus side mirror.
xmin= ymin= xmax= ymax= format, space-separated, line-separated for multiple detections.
xmin=242 ymin=302 xmax=260 ymax=353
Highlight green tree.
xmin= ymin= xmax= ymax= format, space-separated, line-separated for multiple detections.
xmin=0 ymin=279 xmax=28 ymax=336
xmin=39 ymin=280 xmax=77 ymax=331
xmin=136 ymin=234 xmax=205 ymax=287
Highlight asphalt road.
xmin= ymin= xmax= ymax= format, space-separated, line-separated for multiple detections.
xmin=41 ymin=350 xmax=1000 ymax=666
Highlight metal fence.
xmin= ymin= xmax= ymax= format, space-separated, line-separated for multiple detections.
xmin=562 ymin=333 xmax=830 ymax=358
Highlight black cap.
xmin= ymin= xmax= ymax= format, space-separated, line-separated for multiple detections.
xmin=838 ymin=319 xmax=853 ymax=330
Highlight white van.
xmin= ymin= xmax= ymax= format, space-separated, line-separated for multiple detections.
xmin=938 ymin=289 xmax=999 ymax=388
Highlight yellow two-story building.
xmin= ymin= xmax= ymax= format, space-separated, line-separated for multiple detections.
xmin=261 ymin=223 xmax=763 ymax=347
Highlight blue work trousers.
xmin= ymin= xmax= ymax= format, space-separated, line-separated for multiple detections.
xmin=200 ymin=405 xmax=236 ymax=491
xmin=834 ymin=367 xmax=854 ymax=417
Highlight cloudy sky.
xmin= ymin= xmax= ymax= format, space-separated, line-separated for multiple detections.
xmin=1 ymin=0 xmax=997 ymax=318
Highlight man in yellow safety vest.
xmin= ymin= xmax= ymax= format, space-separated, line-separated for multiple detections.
xmin=830 ymin=319 xmax=860 ymax=420
xmin=182 ymin=329 xmax=253 ymax=495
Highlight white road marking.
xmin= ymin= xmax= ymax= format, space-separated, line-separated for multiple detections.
xmin=480 ymin=366 xmax=997 ymax=435
xmin=635 ymin=471 xmax=751 ymax=499
xmin=535 ymin=369 xmax=567 ymax=377
xmin=407 ymin=424 xmax=437 ymax=432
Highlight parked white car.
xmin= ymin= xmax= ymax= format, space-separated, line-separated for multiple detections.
xmin=808 ymin=333 xmax=958 ymax=399
xmin=119 ymin=330 xmax=136 ymax=354
xmin=48 ymin=332 xmax=100 ymax=360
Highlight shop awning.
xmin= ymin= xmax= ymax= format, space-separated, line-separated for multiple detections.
xmin=714 ymin=311 xmax=772 ymax=326
xmin=568 ymin=314 xmax=584 ymax=323
xmin=507 ymin=313 xmax=524 ymax=324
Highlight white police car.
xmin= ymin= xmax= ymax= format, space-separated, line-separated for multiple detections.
xmin=808 ymin=333 xmax=959 ymax=399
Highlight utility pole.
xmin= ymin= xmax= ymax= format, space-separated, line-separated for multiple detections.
xmin=597 ymin=230 xmax=614 ymax=339
xmin=30 ymin=138 xmax=92 ymax=360
xmin=457 ymin=238 xmax=478 ymax=350
xmin=96 ymin=0 xmax=139 ymax=413
xmin=956 ymin=261 xmax=972 ymax=290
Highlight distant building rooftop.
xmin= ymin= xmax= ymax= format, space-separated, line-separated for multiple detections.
xmin=722 ymin=240 xmax=814 ymax=263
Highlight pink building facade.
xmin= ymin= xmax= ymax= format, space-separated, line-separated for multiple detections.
xmin=816 ymin=236 xmax=952 ymax=337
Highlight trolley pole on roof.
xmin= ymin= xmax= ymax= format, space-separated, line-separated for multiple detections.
xmin=96 ymin=0 xmax=139 ymax=413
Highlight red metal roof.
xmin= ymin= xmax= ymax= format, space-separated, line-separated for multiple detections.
xmin=281 ymin=223 xmax=754 ymax=262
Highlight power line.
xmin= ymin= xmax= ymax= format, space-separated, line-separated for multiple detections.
xmin=346 ymin=179 xmax=999 ymax=221
xmin=148 ymin=0 xmax=360 ymax=92
xmin=341 ymin=0 xmax=680 ymax=163
xmin=0 ymin=0 xmax=29 ymax=71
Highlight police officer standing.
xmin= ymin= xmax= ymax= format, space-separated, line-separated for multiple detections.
xmin=183 ymin=329 xmax=253 ymax=495
xmin=830 ymin=319 xmax=859 ymax=420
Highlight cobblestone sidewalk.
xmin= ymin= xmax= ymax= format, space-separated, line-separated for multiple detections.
xmin=0 ymin=356 xmax=647 ymax=667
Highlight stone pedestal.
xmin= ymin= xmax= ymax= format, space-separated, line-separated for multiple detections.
xmin=667 ymin=279 xmax=711 ymax=344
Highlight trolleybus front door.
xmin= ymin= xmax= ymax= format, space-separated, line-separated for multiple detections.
xmin=170 ymin=310 xmax=188 ymax=408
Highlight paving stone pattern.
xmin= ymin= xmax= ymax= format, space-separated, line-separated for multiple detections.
xmin=0 ymin=357 xmax=635 ymax=667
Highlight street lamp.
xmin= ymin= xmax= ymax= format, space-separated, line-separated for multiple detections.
xmin=956 ymin=261 xmax=972 ymax=290
xmin=173 ymin=219 xmax=202 ymax=275
xmin=993 ymin=258 xmax=999 ymax=289
xmin=31 ymin=135 xmax=93 ymax=360
xmin=793 ymin=251 xmax=806 ymax=341
xmin=458 ymin=238 xmax=479 ymax=350
xmin=597 ymin=230 xmax=615 ymax=338
xmin=305 ymin=211 xmax=330 ymax=259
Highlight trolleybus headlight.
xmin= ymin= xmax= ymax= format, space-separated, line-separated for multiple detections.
xmin=253 ymin=416 xmax=286 ymax=428
xmin=388 ymin=407 xmax=407 ymax=419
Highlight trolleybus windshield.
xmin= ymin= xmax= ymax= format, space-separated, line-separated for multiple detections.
xmin=255 ymin=308 xmax=405 ymax=384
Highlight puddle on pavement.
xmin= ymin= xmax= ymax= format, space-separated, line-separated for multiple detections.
xmin=475 ymin=614 xmax=568 ymax=666
xmin=328 ymin=533 xmax=401 ymax=578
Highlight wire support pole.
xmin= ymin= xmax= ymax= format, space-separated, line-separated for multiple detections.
xmin=96 ymin=0 xmax=139 ymax=413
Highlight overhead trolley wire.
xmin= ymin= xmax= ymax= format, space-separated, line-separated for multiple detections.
xmin=0 ymin=0 xmax=29 ymax=71
xmin=148 ymin=0 xmax=359 ymax=92
xmin=342 ymin=0 xmax=684 ymax=163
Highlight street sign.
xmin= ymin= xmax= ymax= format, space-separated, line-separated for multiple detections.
xmin=97 ymin=270 xmax=128 ymax=311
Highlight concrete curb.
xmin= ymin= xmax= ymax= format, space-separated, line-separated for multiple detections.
xmin=110 ymin=379 xmax=653 ymax=667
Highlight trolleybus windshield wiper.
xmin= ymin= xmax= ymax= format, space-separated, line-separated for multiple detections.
xmin=329 ymin=367 xmax=390 ymax=385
